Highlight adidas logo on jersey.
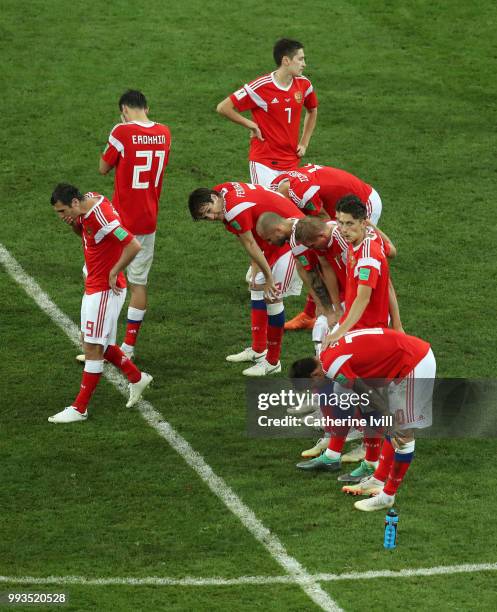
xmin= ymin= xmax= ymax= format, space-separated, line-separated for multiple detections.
xmin=271 ymin=97 xmax=279 ymax=104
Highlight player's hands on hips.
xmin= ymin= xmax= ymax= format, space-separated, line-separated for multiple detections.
xmin=249 ymin=124 xmax=264 ymax=141
xmin=263 ymin=279 xmax=280 ymax=302
xmin=108 ymin=270 xmax=122 ymax=295
xmin=296 ymin=143 xmax=307 ymax=157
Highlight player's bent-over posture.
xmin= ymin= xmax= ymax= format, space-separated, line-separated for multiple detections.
xmin=49 ymin=183 xmax=153 ymax=423
xmin=270 ymin=163 xmax=383 ymax=331
xmin=99 ymin=89 xmax=171 ymax=359
xmin=290 ymin=327 xmax=436 ymax=511
xmin=217 ymin=39 xmax=318 ymax=187
xmin=188 ymin=182 xmax=304 ymax=376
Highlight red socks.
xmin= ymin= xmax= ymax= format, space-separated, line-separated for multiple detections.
xmin=373 ymin=437 xmax=395 ymax=482
xmin=72 ymin=360 xmax=104 ymax=413
xmin=304 ymin=294 xmax=316 ymax=318
xmin=104 ymin=345 xmax=141 ymax=383
xmin=251 ymin=307 xmax=268 ymax=353
xmin=364 ymin=437 xmax=382 ymax=463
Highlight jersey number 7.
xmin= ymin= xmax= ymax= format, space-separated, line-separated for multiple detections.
xmin=132 ymin=150 xmax=166 ymax=189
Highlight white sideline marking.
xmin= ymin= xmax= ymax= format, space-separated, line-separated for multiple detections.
xmin=0 ymin=242 xmax=341 ymax=612
xmin=1 ymin=562 xmax=497 ymax=587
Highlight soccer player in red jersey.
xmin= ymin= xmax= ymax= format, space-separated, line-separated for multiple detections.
xmin=324 ymin=195 xmax=403 ymax=347
xmin=49 ymin=184 xmax=153 ymax=423
xmin=188 ymin=182 xmax=305 ymax=376
xmin=216 ymin=39 xmax=318 ymax=187
xmin=100 ymin=90 xmax=171 ymax=359
xmin=293 ymin=214 xmax=400 ymax=465
xmin=272 ymin=164 xmax=383 ymax=330
xmin=290 ymin=327 xmax=436 ymax=511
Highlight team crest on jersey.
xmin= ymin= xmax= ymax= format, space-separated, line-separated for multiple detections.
xmin=294 ymin=91 xmax=303 ymax=103
xmin=86 ymin=227 xmax=93 ymax=235
xmin=348 ymin=254 xmax=357 ymax=268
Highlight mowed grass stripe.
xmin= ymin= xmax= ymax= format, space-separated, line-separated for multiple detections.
xmin=0 ymin=241 xmax=342 ymax=612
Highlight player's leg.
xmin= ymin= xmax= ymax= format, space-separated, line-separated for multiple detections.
xmin=225 ymin=287 xmax=268 ymax=363
xmin=366 ymin=188 xmax=382 ymax=225
xmin=121 ymin=232 xmax=155 ymax=359
xmin=249 ymin=162 xmax=286 ymax=188
xmin=243 ymin=251 xmax=300 ymax=376
xmin=353 ymin=350 xmax=436 ymax=510
xmin=49 ymin=292 xmax=108 ymax=423
xmin=103 ymin=288 xmax=153 ymax=407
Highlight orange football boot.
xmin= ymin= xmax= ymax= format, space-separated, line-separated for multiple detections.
xmin=284 ymin=311 xmax=316 ymax=331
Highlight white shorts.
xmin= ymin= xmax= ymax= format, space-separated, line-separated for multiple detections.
xmin=81 ymin=289 xmax=127 ymax=348
xmin=366 ymin=188 xmax=382 ymax=225
xmin=254 ymin=250 xmax=303 ymax=298
xmin=127 ymin=232 xmax=156 ymax=285
xmin=388 ymin=348 xmax=436 ymax=430
xmin=249 ymin=161 xmax=290 ymax=188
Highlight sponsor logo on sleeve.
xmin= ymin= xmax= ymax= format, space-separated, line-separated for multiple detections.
xmin=305 ymin=202 xmax=317 ymax=211
xmin=234 ymin=88 xmax=246 ymax=101
xmin=114 ymin=227 xmax=129 ymax=241
xmin=298 ymin=255 xmax=309 ymax=266
xmin=335 ymin=373 xmax=348 ymax=385
xmin=230 ymin=220 xmax=242 ymax=231
xmin=359 ymin=268 xmax=371 ymax=281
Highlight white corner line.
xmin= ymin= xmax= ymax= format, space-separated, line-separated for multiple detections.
xmin=0 ymin=242 xmax=342 ymax=612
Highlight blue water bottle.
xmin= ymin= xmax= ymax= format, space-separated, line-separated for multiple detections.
xmin=384 ymin=509 xmax=398 ymax=549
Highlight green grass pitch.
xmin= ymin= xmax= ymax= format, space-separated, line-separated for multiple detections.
xmin=1 ymin=1 xmax=497 ymax=610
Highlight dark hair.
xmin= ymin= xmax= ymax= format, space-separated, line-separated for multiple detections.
xmin=119 ymin=89 xmax=148 ymax=110
xmin=273 ymin=38 xmax=304 ymax=66
xmin=50 ymin=183 xmax=83 ymax=206
xmin=336 ymin=194 xmax=367 ymax=220
xmin=289 ymin=357 xmax=318 ymax=379
xmin=188 ymin=188 xmax=219 ymax=220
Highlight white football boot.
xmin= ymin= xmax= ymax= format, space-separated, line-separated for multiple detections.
xmin=226 ymin=347 xmax=267 ymax=363
xmin=354 ymin=491 xmax=395 ymax=512
xmin=341 ymin=443 xmax=366 ymax=463
xmin=126 ymin=373 xmax=153 ymax=408
xmin=48 ymin=406 xmax=88 ymax=423
xmin=300 ymin=436 xmax=330 ymax=458
xmin=243 ymin=359 xmax=281 ymax=377
xmin=75 ymin=354 xmax=86 ymax=363
xmin=342 ymin=475 xmax=385 ymax=496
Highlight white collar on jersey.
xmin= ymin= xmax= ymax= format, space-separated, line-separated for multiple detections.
xmin=270 ymin=71 xmax=293 ymax=92
xmin=129 ymin=120 xmax=155 ymax=127
xmin=84 ymin=195 xmax=104 ymax=219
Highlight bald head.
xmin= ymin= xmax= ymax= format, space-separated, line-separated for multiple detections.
xmin=256 ymin=212 xmax=294 ymax=246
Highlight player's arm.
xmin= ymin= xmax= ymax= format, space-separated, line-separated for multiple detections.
xmin=237 ymin=231 xmax=278 ymax=300
xmin=216 ymin=97 xmax=264 ymax=141
xmin=388 ymin=278 xmax=404 ymax=332
xmin=296 ymin=262 xmax=336 ymax=325
xmin=297 ymin=107 xmax=318 ymax=157
xmin=317 ymin=256 xmax=343 ymax=317
xmin=366 ymin=220 xmax=397 ymax=258
xmin=99 ymin=158 xmax=113 ymax=175
xmin=323 ymin=284 xmax=372 ymax=348
xmin=108 ymin=237 xmax=141 ymax=294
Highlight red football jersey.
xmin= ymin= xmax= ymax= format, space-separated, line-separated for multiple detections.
xmin=214 ymin=182 xmax=303 ymax=266
xmin=320 ymin=328 xmax=431 ymax=383
xmin=79 ymin=193 xmax=134 ymax=295
xmin=342 ymin=231 xmax=391 ymax=329
xmin=271 ymin=164 xmax=373 ymax=219
xmin=102 ymin=120 xmax=171 ymax=235
xmin=230 ymin=73 xmax=318 ymax=170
